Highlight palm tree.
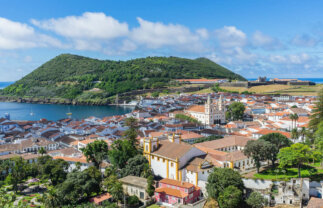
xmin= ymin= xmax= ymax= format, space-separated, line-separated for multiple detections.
xmin=291 ymin=128 xmax=299 ymax=143
xmin=289 ymin=113 xmax=299 ymax=130
xmin=300 ymin=127 xmax=306 ymax=142
xmin=289 ymin=114 xmax=295 ymax=130
xmin=294 ymin=113 xmax=299 ymax=129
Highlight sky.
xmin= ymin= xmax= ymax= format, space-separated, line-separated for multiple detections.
xmin=0 ymin=0 xmax=323 ymax=81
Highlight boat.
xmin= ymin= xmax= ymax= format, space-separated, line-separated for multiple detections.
xmin=30 ymin=108 xmax=34 ymax=116
xmin=66 ymin=107 xmax=72 ymax=116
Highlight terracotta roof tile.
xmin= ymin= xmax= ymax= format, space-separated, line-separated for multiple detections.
xmin=160 ymin=178 xmax=194 ymax=189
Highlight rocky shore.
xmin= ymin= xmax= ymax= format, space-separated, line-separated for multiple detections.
xmin=0 ymin=96 xmax=111 ymax=106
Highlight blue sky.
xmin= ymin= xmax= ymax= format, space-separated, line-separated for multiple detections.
xmin=0 ymin=0 xmax=322 ymax=81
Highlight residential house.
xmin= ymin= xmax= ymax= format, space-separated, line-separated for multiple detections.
xmin=119 ymin=175 xmax=149 ymax=203
xmin=155 ymin=178 xmax=201 ymax=205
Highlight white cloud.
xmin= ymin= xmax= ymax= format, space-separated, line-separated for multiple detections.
xmin=31 ymin=12 xmax=129 ymax=40
xmin=0 ymin=17 xmax=63 ymax=50
xmin=214 ymin=26 xmax=247 ymax=48
xmin=196 ymin=28 xmax=209 ymax=39
xmin=291 ymin=34 xmax=318 ymax=47
xmin=252 ymin=31 xmax=283 ymax=50
xmin=269 ymin=53 xmax=311 ymax=65
xmin=208 ymin=47 xmax=257 ymax=66
xmin=130 ymin=18 xmax=206 ymax=52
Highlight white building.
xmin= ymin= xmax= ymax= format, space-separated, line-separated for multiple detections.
xmin=142 ymin=134 xmax=212 ymax=187
xmin=185 ymin=95 xmax=226 ymax=125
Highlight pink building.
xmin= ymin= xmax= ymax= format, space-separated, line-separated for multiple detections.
xmin=155 ymin=178 xmax=201 ymax=205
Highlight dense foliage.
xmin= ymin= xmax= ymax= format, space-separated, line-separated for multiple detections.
xmin=81 ymin=140 xmax=109 ymax=168
xmin=175 ymin=113 xmax=200 ymax=124
xmin=278 ymin=143 xmax=318 ymax=178
xmin=206 ymin=168 xmax=244 ymax=201
xmin=309 ymin=89 xmax=323 ymax=131
xmin=243 ymin=140 xmax=273 ymax=173
xmin=186 ymin=135 xmax=223 ymax=144
xmin=258 ymin=133 xmax=292 ymax=166
xmin=1 ymin=54 xmax=246 ymax=100
xmin=246 ymin=192 xmax=268 ymax=208
xmin=226 ymin=102 xmax=245 ymax=121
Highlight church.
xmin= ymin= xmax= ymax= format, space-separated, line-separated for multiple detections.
xmin=142 ymin=134 xmax=213 ymax=187
xmin=185 ymin=95 xmax=226 ymax=125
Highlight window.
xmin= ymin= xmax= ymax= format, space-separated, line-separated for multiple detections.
xmin=171 ymin=162 xmax=173 ymax=167
xmin=178 ymin=198 xmax=181 ymax=203
xmin=152 ymin=156 xmax=154 ymax=159
xmin=140 ymin=192 xmax=144 ymax=199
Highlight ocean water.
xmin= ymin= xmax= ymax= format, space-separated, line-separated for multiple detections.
xmin=0 ymin=82 xmax=14 ymax=89
xmin=0 ymin=102 xmax=134 ymax=121
xmin=247 ymin=78 xmax=323 ymax=84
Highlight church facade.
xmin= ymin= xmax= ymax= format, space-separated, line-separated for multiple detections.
xmin=185 ymin=95 xmax=226 ymax=125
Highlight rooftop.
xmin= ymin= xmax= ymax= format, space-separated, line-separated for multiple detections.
xmin=119 ymin=175 xmax=148 ymax=188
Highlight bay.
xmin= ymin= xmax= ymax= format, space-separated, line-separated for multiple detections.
xmin=0 ymin=102 xmax=134 ymax=121
xmin=0 ymin=82 xmax=14 ymax=89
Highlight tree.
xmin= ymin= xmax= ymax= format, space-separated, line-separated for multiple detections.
xmin=226 ymin=102 xmax=245 ymax=121
xmin=85 ymin=166 xmax=102 ymax=185
xmin=175 ymin=113 xmax=200 ymax=124
xmin=56 ymin=170 xmax=101 ymax=205
xmin=309 ymin=89 xmax=323 ymax=131
xmin=300 ymin=127 xmax=306 ymax=142
xmin=243 ymin=140 xmax=272 ymax=173
xmin=259 ymin=133 xmax=292 ymax=167
xmin=291 ymin=128 xmax=299 ymax=142
xmin=121 ymin=155 xmax=151 ymax=178
xmin=103 ymin=175 xmax=123 ymax=203
xmin=6 ymin=157 xmax=28 ymax=193
xmin=0 ymin=187 xmax=16 ymax=208
xmin=38 ymin=157 xmax=69 ymax=186
xmin=218 ymin=185 xmax=242 ymax=208
xmin=314 ymin=121 xmax=323 ymax=166
xmin=246 ymin=192 xmax=268 ymax=208
xmin=43 ymin=187 xmax=62 ymax=208
xmin=289 ymin=113 xmax=299 ymax=129
xmin=38 ymin=147 xmax=47 ymax=156
xmin=81 ymin=140 xmax=108 ymax=169
xmin=278 ymin=143 xmax=314 ymax=178
xmin=206 ymin=168 xmax=244 ymax=201
xmin=146 ymin=175 xmax=155 ymax=197
xmin=124 ymin=117 xmax=139 ymax=144
xmin=0 ymin=159 xmax=13 ymax=180
xmin=125 ymin=117 xmax=138 ymax=129
xmin=108 ymin=139 xmax=138 ymax=169
xmin=151 ymin=91 xmax=160 ymax=98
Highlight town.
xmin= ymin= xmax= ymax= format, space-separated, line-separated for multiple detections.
xmin=0 ymin=87 xmax=322 ymax=208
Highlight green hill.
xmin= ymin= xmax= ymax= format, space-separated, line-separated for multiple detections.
xmin=1 ymin=54 xmax=246 ymax=101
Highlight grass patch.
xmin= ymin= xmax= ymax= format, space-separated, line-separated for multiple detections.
xmin=254 ymin=165 xmax=323 ymax=181
xmin=220 ymin=84 xmax=322 ymax=96
xmin=186 ymin=88 xmax=214 ymax=94
xmin=147 ymin=205 xmax=161 ymax=208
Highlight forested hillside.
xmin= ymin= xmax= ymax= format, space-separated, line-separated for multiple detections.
xmin=1 ymin=54 xmax=246 ymax=100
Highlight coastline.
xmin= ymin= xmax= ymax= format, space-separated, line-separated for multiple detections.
xmin=0 ymin=96 xmax=112 ymax=106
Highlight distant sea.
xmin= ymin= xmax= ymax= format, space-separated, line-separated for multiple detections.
xmin=247 ymin=78 xmax=323 ymax=84
xmin=0 ymin=82 xmax=14 ymax=89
